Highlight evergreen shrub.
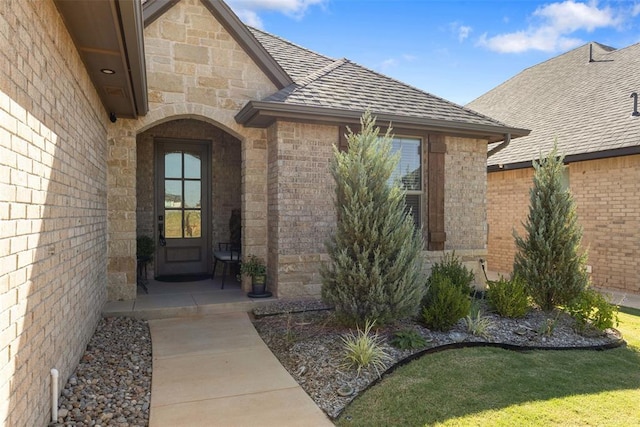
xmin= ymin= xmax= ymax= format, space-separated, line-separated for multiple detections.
xmin=422 ymin=272 xmax=471 ymax=331
xmin=486 ymin=275 xmax=529 ymax=318
xmin=513 ymin=143 xmax=589 ymax=310
xmin=321 ymin=111 xmax=424 ymax=326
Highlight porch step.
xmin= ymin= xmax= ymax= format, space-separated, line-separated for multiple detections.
xmin=103 ymin=296 xmax=276 ymax=320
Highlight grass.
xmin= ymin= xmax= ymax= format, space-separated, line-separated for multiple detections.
xmin=336 ymin=307 xmax=640 ymax=427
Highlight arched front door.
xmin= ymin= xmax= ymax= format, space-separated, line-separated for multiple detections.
xmin=155 ymin=139 xmax=211 ymax=277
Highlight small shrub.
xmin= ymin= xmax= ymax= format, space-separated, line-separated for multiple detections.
xmin=389 ymin=330 xmax=429 ymax=350
xmin=422 ymin=273 xmax=471 ymax=331
xmin=566 ymin=289 xmax=619 ymax=332
xmin=428 ymin=252 xmax=474 ymax=294
xmin=463 ymin=309 xmax=493 ymax=339
xmin=341 ymin=320 xmax=392 ymax=377
xmin=486 ymin=275 xmax=530 ymax=318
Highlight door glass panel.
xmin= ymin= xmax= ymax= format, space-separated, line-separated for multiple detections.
xmin=184 ymin=210 xmax=201 ymax=238
xmin=165 ymin=152 xmax=182 ymax=179
xmin=184 ymin=153 xmax=201 ymax=179
xmin=164 ymin=180 xmax=182 ymax=208
xmin=165 ymin=211 xmax=182 ymax=238
xmin=184 ymin=181 xmax=201 ymax=208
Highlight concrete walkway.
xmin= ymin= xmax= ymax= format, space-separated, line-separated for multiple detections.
xmin=148 ymin=312 xmax=333 ymax=426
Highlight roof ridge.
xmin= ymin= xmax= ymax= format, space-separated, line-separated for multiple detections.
xmin=467 ymin=42 xmax=617 ymax=106
xmin=295 ymin=58 xmax=348 ymax=86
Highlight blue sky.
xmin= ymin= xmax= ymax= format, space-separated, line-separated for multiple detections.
xmin=226 ymin=1 xmax=640 ymax=105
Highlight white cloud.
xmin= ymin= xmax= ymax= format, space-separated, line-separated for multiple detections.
xmin=378 ymin=54 xmax=419 ymax=71
xmin=633 ymin=3 xmax=640 ymax=17
xmin=479 ymin=1 xmax=622 ymax=53
xmin=450 ymin=22 xmax=472 ymax=42
xmin=227 ymin=0 xmax=326 ymax=28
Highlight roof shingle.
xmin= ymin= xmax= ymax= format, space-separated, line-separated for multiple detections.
xmin=249 ymin=27 xmax=519 ymax=132
xmin=467 ymin=42 xmax=640 ymax=167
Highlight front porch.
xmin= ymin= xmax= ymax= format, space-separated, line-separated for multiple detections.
xmin=103 ymin=276 xmax=275 ymax=319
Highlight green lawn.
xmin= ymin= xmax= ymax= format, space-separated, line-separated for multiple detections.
xmin=337 ymin=307 xmax=640 ymax=427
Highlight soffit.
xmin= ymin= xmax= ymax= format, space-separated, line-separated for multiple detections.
xmin=54 ymin=0 xmax=148 ymax=119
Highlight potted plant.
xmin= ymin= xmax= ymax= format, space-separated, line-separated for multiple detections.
xmin=136 ymin=235 xmax=155 ymax=262
xmin=240 ymin=255 xmax=271 ymax=297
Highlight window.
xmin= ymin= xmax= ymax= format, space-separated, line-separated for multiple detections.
xmin=389 ymin=137 xmax=422 ymax=228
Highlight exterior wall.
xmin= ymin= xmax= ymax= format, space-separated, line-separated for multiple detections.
xmin=268 ymin=122 xmax=337 ymax=297
xmin=108 ymin=0 xmax=277 ymax=298
xmin=486 ymin=167 xmax=533 ymax=274
xmin=487 ymin=155 xmax=640 ymax=294
xmin=136 ymin=119 xmax=241 ymax=277
xmin=0 ymin=1 xmax=108 ymax=425
xmin=570 ymin=156 xmax=640 ymax=294
xmin=443 ymin=137 xmax=489 ymax=285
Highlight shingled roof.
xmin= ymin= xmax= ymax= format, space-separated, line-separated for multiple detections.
xmin=467 ymin=42 xmax=640 ymax=169
xmin=238 ymin=27 xmax=529 ymax=142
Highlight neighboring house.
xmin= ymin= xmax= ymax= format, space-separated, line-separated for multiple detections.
xmin=468 ymin=42 xmax=640 ymax=296
xmin=0 ymin=0 xmax=527 ymax=424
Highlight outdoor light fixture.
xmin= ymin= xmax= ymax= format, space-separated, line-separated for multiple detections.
xmin=100 ymin=68 xmax=116 ymax=75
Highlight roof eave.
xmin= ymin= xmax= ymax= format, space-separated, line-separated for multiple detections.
xmin=488 ymin=145 xmax=640 ymax=171
xmin=55 ymin=0 xmax=148 ymax=119
xmin=236 ymin=101 xmax=530 ymax=142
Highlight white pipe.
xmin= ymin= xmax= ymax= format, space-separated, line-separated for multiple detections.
xmin=51 ymin=368 xmax=59 ymax=423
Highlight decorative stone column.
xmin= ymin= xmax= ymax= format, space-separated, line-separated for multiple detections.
xmin=241 ymin=131 xmax=269 ymax=293
xmin=107 ymin=134 xmax=137 ymax=300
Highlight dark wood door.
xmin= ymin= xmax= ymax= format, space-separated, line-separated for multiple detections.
xmin=155 ymin=140 xmax=210 ymax=276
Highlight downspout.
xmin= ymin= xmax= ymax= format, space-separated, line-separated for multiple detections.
xmin=51 ymin=368 xmax=59 ymax=423
xmin=487 ymin=133 xmax=511 ymax=158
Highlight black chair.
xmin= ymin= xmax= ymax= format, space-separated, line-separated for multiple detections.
xmin=212 ymin=242 xmax=241 ymax=289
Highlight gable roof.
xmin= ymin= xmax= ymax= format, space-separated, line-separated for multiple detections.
xmin=142 ymin=0 xmax=293 ymax=88
xmin=238 ymin=28 xmax=529 ymax=142
xmin=467 ymin=42 xmax=640 ymax=169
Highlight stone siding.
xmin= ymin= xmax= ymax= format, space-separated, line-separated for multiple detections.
xmin=108 ymin=0 xmax=276 ymax=297
xmin=487 ymin=155 xmax=640 ymax=294
xmin=136 ymin=119 xmax=241 ymax=277
xmin=0 ymin=1 xmax=108 ymax=425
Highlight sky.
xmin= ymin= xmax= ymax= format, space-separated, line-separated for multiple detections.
xmin=225 ymin=0 xmax=640 ymax=105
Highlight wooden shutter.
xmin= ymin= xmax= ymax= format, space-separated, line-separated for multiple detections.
xmin=427 ymin=135 xmax=446 ymax=250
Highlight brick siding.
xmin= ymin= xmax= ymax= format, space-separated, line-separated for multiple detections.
xmin=0 ymin=1 xmax=108 ymax=425
xmin=487 ymin=155 xmax=640 ymax=294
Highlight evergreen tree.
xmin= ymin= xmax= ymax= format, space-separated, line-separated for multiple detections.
xmin=513 ymin=143 xmax=589 ymax=311
xmin=321 ymin=111 xmax=424 ymax=326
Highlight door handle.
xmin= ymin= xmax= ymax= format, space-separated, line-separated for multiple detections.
xmin=158 ymin=222 xmax=167 ymax=247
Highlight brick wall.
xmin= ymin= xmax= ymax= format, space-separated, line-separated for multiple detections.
xmin=486 ymin=167 xmax=533 ymax=274
xmin=442 ymin=137 xmax=489 ymax=286
xmin=487 ymin=155 xmax=640 ymax=295
xmin=445 ymin=137 xmax=488 ymax=251
xmin=0 ymin=1 xmax=108 ymax=425
xmin=268 ymin=122 xmax=337 ymax=297
xmin=570 ymin=156 xmax=640 ymax=293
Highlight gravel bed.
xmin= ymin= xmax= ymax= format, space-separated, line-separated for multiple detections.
xmin=50 ymin=300 xmax=622 ymax=425
xmin=252 ymin=298 xmax=623 ymax=419
xmin=51 ymin=317 xmax=152 ymax=427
